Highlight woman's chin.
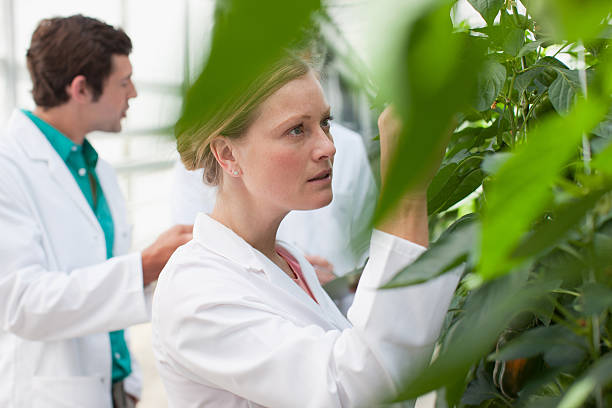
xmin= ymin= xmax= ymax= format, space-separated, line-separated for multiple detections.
xmin=293 ymin=192 xmax=333 ymax=211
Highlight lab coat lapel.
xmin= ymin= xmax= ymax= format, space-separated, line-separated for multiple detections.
xmin=256 ymin=251 xmax=328 ymax=320
xmin=193 ymin=214 xmax=341 ymax=326
xmin=277 ymin=242 xmax=351 ymax=330
xmin=8 ymin=110 xmax=100 ymax=231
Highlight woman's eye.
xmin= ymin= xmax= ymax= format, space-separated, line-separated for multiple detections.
xmin=321 ymin=115 xmax=333 ymax=130
xmin=289 ymin=125 xmax=304 ymax=136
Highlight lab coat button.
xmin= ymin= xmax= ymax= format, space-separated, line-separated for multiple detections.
xmin=78 ymin=168 xmax=86 ymax=176
xmin=114 ymin=352 xmax=121 ymax=359
xmin=71 ymin=146 xmax=77 ymax=152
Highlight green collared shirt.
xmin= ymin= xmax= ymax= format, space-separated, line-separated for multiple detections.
xmin=23 ymin=109 xmax=132 ymax=383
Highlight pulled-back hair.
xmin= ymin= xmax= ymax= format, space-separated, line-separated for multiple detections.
xmin=26 ymin=14 xmax=132 ymax=108
xmin=177 ymin=56 xmax=311 ymax=186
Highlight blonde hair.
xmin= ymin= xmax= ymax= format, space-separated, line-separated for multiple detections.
xmin=177 ymin=56 xmax=311 ymax=186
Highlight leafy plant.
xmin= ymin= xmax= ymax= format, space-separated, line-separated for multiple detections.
xmin=380 ymin=1 xmax=612 ymax=407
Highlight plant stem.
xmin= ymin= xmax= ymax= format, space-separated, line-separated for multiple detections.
xmin=507 ymin=72 xmax=517 ymax=147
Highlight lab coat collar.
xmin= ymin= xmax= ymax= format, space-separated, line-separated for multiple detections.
xmin=193 ymin=213 xmax=350 ymax=330
xmin=193 ymin=213 xmax=267 ymax=273
xmin=7 ymin=109 xmax=64 ymax=164
xmin=5 ymin=110 xmax=102 ymax=231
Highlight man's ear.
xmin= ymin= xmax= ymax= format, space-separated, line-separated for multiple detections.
xmin=209 ymin=136 xmax=241 ymax=177
xmin=65 ymin=75 xmax=92 ymax=103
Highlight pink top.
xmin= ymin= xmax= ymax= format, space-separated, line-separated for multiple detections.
xmin=275 ymin=246 xmax=318 ymax=304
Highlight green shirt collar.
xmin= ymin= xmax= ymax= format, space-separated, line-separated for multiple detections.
xmin=22 ymin=109 xmax=98 ymax=167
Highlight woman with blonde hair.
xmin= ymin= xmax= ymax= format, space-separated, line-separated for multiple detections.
xmin=152 ymin=54 xmax=460 ymax=407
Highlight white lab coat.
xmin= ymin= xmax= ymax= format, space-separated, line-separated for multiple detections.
xmin=152 ymin=213 xmax=460 ymax=408
xmin=171 ymin=123 xmax=378 ymax=277
xmin=0 ymin=110 xmax=151 ymax=408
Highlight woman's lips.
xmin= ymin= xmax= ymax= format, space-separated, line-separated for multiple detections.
xmin=308 ymin=169 xmax=332 ymax=182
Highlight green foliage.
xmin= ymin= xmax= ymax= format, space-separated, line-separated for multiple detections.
xmin=373 ymin=0 xmax=487 ymax=224
xmin=378 ymin=0 xmax=612 ymax=406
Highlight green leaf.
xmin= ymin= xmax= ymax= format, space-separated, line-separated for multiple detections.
xmin=558 ymin=353 xmax=612 ymax=408
xmin=474 ymin=59 xmax=506 ymax=111
xmin=393 ymin=276 xmax=555 ymax=402
xmin=524 ymin=396 xmax=562 ymax=408
xmin=490 ymin=325 xmax=588 ymax=365
xmin=548 ymin=68 xmax=581 ymax=114
xmin=481 ymin=152 xmax=512 ymax=175
xmin=479 ymin=97 xmax=609 ymax=281
xmin=502 ymin=27 xmax=526 ymax=57
xmin=518 ymin=40 xmax=544 ymax=58
xmin=525 ymin=0 xmax=612 ymax=42
xmin=374 ymin=2 xmax=486 ymax=224
xmin=514 ymin=57 xmax=568 ymax=95
xmin=439 ymin=169 xmax=484 ymax=213
xmin=511 ymin=188 xmax=608 ymax=259
xmin=467 ymin=0 xmax=505 ymax=26
xmin=383 ymin=214 xmax=477 ymax=288
xmin=428 ymin=156 xmax=484 ymax=215
xmin=460 ymin=361 xmax=499 ymax=405
xmin=592 ymin=112 xmax=612 ymax=139
xmin=176 ymin=0 xmax=322 ymax=138
xmin=428 ymin=162 xmax=459 ymax=201
xmin=581 ymin=282 xmax=612 ymax=315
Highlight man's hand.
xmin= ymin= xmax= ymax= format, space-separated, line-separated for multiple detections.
xmin=141 ymin=224 xmax=193 ymax=286
xmin=306 ymin=255 xmax=336 ymax=286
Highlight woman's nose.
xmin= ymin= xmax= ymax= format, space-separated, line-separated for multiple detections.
xmin=315 ymin=129 xmax=335 ymax=161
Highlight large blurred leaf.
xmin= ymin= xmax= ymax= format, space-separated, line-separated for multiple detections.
xmin=511 ymin=188 xmax=608 ymax=259
xmin=474 ymin=58 xmax=506 ymax=111
xmin=383 ymin=214 xmax=477 ymax=288
xmin=176 ymin=0 xmax=322 ymax=136
xmin=525 ymin=0 xmax=612 ymax=42
xmin=467 ymin=0 xmax=504 ymax=26
xmin=375 ymin=1 xmax=486 ymax=224
xmin=479 ymin=97 xmax=609 ymax=281
xmin=558 ymin=353 xmax=612 ymax=408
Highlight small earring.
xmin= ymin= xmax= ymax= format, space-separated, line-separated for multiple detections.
xmin=233 ymin=170 xmax=239 ymax=176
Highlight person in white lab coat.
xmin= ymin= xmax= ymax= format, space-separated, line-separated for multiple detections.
xmin=152 ymin=55 xmax=460 ymax=407
xmin=0 ymin=15 xmax=191 ymax=408
xmin=171 ymin=122 xmax=378 ymax=286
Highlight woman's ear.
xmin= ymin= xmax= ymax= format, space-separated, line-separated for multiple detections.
xmin=209 ymin=136 xmax=241 ymax=177
xmin=65 ymin=75 xmax=92 ymax=103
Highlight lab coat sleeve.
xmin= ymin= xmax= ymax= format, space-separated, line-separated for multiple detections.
xmin=0 ymin=161 xmax=149 ymax=342
xmin=155 ymin=231 xmax=460 ymax=407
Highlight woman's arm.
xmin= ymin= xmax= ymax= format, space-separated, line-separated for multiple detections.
xmin=376 ymin=106 xmax=450 ymax=247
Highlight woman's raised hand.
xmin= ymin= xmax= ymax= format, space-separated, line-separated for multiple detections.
xmin=376 ymin=106 xmax=452 ymax=246
xmin=377 ymin=106 xmax=451 ymax=197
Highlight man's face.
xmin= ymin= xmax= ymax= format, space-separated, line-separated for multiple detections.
xmin=88 ymin=54 xmax=137 ymax=133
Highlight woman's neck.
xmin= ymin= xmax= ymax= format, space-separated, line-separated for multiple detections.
xmin=211 ymin=186 xmax=287 ymax=260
